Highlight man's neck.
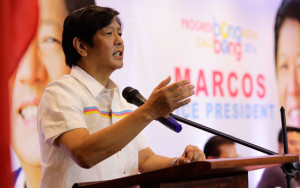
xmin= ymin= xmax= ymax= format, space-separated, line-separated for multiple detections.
xmin=77 ymin=64 xmax=112 ymax=88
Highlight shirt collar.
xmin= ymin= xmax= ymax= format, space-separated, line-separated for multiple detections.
xmin=70 ymin=66 xmax=120 ymax=97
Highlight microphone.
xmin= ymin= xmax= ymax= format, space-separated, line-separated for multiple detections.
xmin=122 ymin=87 xmax=182 ymax=133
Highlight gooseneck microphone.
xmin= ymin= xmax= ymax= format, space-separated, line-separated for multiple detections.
xmin=122 ymin=87 xmax=182 ymax=133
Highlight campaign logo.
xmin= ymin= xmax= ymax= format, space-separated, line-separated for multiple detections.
xmin=181 ymin=18 xmax=258 ymax=61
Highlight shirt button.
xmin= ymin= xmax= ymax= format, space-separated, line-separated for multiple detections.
xmin=104 ymin=90 xmax=108 ymax=94
xmin=123 ymin=171 xmax=126 ymax=175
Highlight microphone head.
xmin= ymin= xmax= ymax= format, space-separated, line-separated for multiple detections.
xmin=123 ymin=86 xmax=182 ymax=133
xmin=122 ymin=86 xmax=147 ymax=107
xmin=122 ymin=87 xmax=138 ymax=103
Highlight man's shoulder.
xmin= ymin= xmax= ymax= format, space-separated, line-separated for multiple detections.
xmin=39 ymin=74 xmax=85 ymax=105
xmin=45 ymin=74 xmax=81 ymax=92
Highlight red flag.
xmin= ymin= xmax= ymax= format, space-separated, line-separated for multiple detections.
xmin=0 ymin=0 xmax=38 ymax=187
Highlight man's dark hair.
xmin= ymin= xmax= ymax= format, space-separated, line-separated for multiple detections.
xmin=278 ymin=126 xmax=300 ymax=144
xmin=204 ymin=136 xmax=235 ymax=158
xmin=62 ymin=5 xmax=121 ymax=68
xmin=275 ymin=0 xmax=300 ymax=66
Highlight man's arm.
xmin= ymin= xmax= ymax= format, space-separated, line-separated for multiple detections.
xmin=138 ymin=145 xmax=206 ymax=173
xmin=56 ymin=104 xmax=154 ymax=169
xmin=56 ymin=77 xmax=195 ymax=169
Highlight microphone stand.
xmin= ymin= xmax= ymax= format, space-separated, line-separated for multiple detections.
xmin=170 ymin=107 xmax=299 ymax=188
xmin=280 ymin=107 xmax=299 ymax=188
xmin=122 ymin=86 xmax=298 ymax=187
xmin=170 ymin=113 xmax=276 ymax=155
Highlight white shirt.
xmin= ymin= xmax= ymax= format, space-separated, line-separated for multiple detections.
xmin=38 ymin=66 xmax=148 ymax=188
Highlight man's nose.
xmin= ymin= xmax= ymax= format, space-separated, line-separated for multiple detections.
xmin=16 ymin=38 xmax=48 ymax=85
xmin=114 ymin=33 xmax=123 ymax=46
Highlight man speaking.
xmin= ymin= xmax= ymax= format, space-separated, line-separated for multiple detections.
xmin=37 ymin=5 xmax=206 ymax=188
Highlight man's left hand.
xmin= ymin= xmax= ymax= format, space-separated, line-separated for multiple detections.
xmin=174 ymin=145 xmax=206 ymax=166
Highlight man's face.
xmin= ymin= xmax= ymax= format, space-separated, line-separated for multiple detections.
xmin=9 ymin=0 xmax=69 ymax=165
xmin=279 ymin=131 xmax=300 ymax=155
xmin=218 ymin=144 xmax=238 ymax=158
xmin=84 ymin=17 xmax=124 ymax=74
xmin=277 ymin=18 xmax=300 ymax=127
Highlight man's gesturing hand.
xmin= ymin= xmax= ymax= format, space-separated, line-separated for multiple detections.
xmin=145 ymin=76 xmax=195 ymax=120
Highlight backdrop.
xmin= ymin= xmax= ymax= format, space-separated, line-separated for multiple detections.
xmin=8 ymin=0 xmax=285 ymax=188
xmin=99 ymin=0 xmax=282 ymax=187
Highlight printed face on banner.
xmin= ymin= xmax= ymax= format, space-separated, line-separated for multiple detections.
xmin=277 ymin=18 xmax=300 ymax=127
xmin=9 ymin=0 xmax=69 ymax=171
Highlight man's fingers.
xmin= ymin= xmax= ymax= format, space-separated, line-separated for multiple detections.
xmin=149 ymin=77 xmax=194 ymax=119
xmin=168 ymin=83 xmax=195 ymax=109
xmin=199 ymin=151 xmax=206 ymax=161
xmin=172 ymin=84 xmax=194 ymax=96
xmin=184 ymin=145 xmax=206 ymax=162
xmin=155 ymin=76 xmax=171 ymax=89
xmin=175 ymin=146 xmax=206 ymax=166
xmin=191 ymin=146 xmax=201 ymax=161
xmin=174 ymin=89 xmax=195 ymax=102
xmin=173 ymin=98 xmax=192 ymax=109
xmin=167 ymin=79 xmax=190 ymax=92
xmin=185 ymin=145 xmax=194 ymax=162
xmin=177 ymin=157 xmax=190 ymax=165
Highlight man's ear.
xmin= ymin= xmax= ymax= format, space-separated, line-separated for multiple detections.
xmin=73 ymin=37 xmax=88 ymax=56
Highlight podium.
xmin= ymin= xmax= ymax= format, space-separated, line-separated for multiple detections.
xmin=73 ymin=154 xmax=299 ymax=188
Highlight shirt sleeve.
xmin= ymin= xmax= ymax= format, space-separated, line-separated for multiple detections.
xmin=38 ymin=80 xmax=87 ymax=145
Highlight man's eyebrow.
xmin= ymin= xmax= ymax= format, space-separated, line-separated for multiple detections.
xmin=103 ymin=25 xmax=122 ymax=31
